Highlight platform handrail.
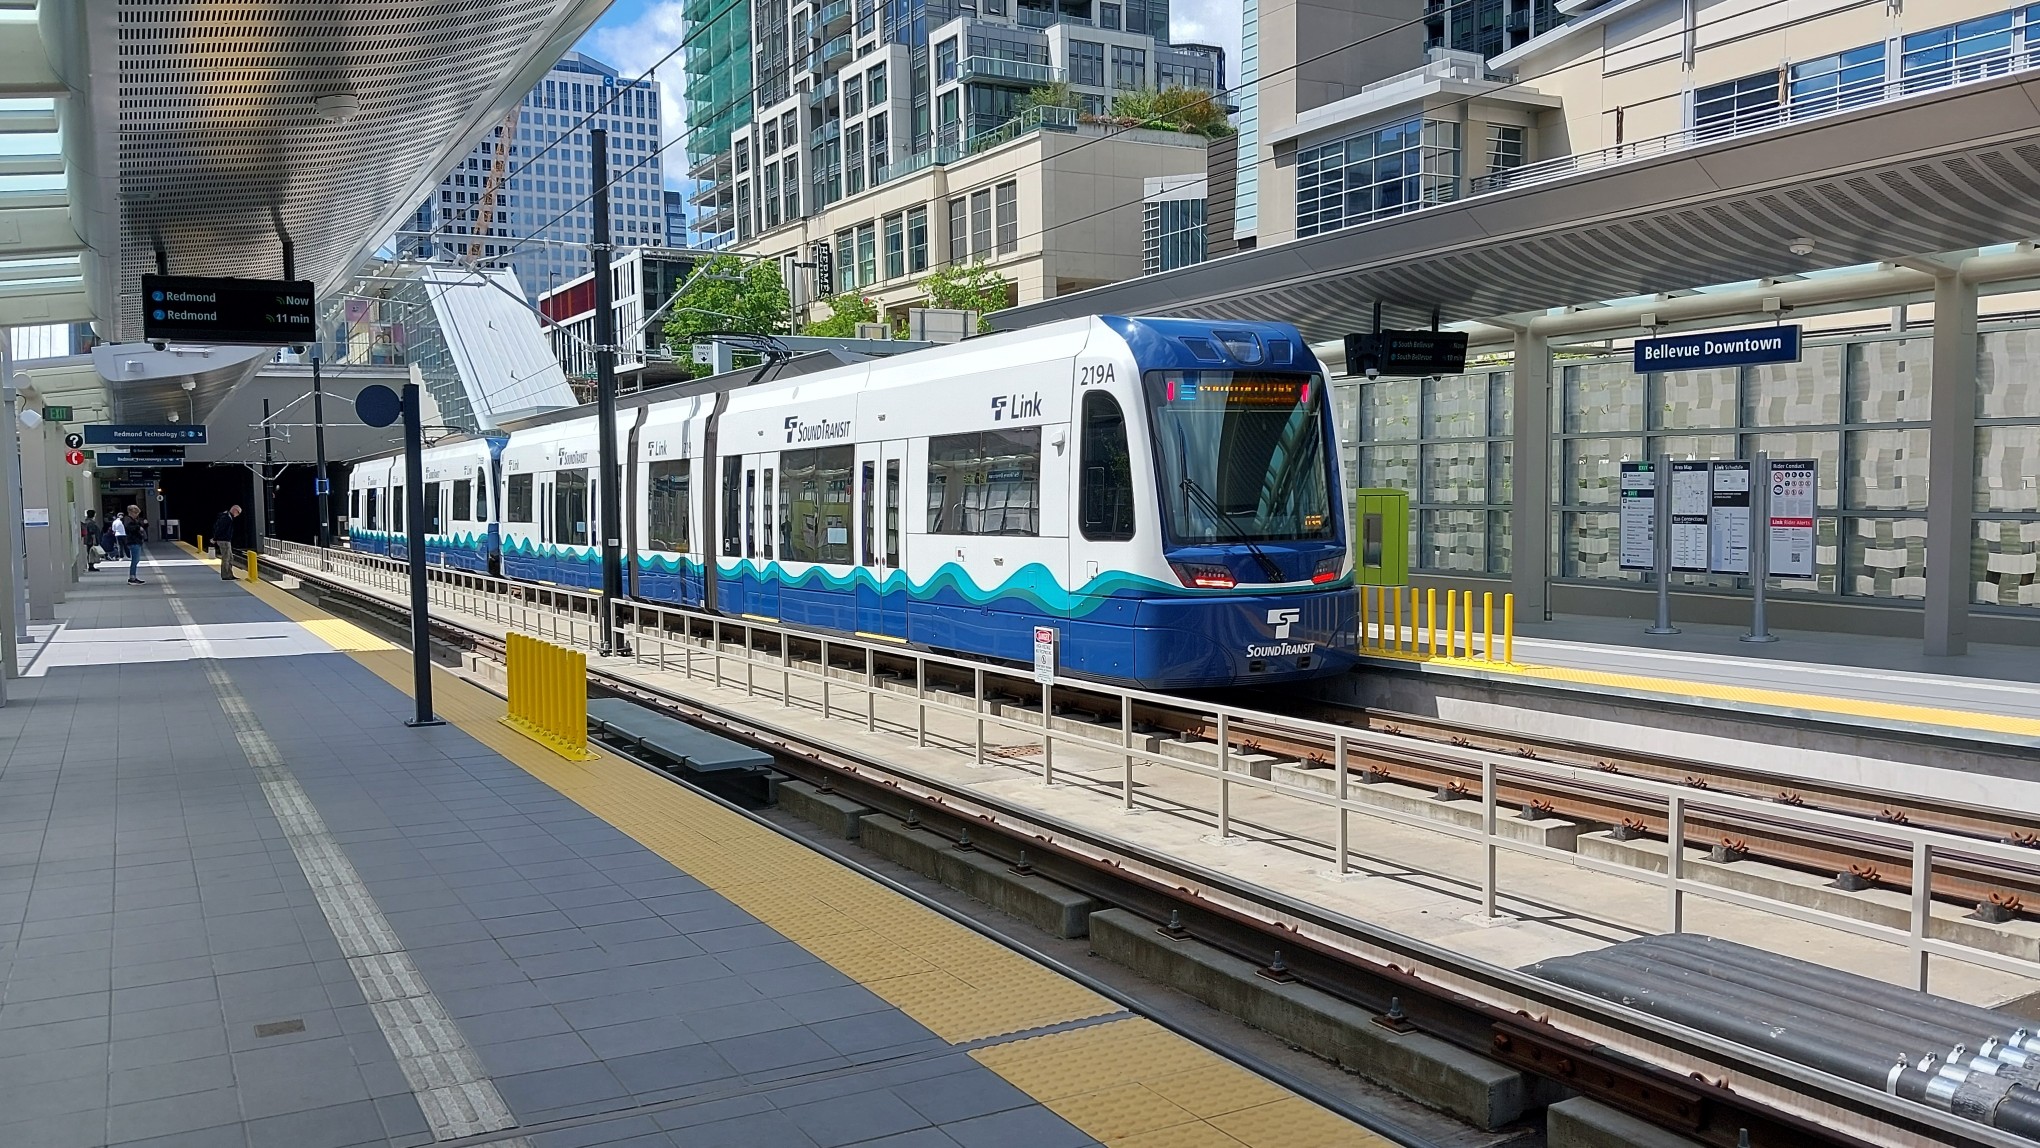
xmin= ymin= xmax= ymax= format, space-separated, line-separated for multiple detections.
xmin=263 ymin=538 xmax=2040 ymax=994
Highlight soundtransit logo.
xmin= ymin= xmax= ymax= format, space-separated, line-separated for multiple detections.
xmin=784 ymin=415 xmax=852 ymax=443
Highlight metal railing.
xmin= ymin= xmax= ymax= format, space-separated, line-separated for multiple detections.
xmin=957 ymin=54 xmax=1061 ymax=86
xmin=1471 ymin=49 xmax=2040 ymax=197
xmin=807 ymin=75 xmax=839 ymax=106
xmin=813 ymin=0 xmax=851 ymax=31
xmin=266 ymin=538 xmax=2040 ymax=1000
xmin=965 ymin=103 xmax=1077 ymax=154
xmin=819 ymin=34 xmax=854 ymax=66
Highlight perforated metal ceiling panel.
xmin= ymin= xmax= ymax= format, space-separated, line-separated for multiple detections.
xmin=993 ymin=70 xmax=2040 ymax=342
xmin=98 ymin=0 xmax=607 ymax=342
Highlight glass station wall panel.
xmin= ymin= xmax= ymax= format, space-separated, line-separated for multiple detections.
xmin=1353 ymin=370 xmax=1511 ymax=576
xmin=1976 ymin=329 xmax=2040 ymax=607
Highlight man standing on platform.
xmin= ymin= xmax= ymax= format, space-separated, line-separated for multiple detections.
xmin=80 ymin=509 xmax=100 ymax=572
xmin=122 ymin=504 xmax=146 ymax=585
xmin=212 ymin=504 xmax=242 ymax=580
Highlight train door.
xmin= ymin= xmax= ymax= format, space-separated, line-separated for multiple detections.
xmin=1070 ymin=389 xmax=1141 ymax=678
xmin=855 ymin=441 xmax=908 ymax=638
xmin=747 ymin=455 xmax=779 ymax=618
xmin=539 ymin=473 xmax=554 ymax=582
xmin=423 ymin=481 xmax=442 ymax=564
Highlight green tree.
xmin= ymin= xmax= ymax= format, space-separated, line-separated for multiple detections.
xmin=918 ymin=261 xmax=1010 ymax=333
xmin=803 ymin=293 xmax=880 ymax=337
xmin=662 ymin=255 xmax=789 ymax=376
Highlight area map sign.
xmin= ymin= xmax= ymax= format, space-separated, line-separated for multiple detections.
xmin=141 ymin=274 xmax=316 ymax=346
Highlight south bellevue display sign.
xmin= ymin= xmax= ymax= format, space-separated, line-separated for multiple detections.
xmin=1633 ymin=324 xmax=1801 ymax=372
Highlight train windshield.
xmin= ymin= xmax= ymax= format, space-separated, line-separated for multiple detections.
xmin=1144 ymin=370 xmax=1333 ymax=544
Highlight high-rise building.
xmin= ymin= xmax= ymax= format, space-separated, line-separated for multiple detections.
xmin=685 ymin=0 xmax=757 ymax=247
xmin=664 ymin=189 xmax=690 ymax=247
xmin=705 ymin=0 xmax=1220 ymax=315
xmin=402 ymin=52 xmax=667 ymax=303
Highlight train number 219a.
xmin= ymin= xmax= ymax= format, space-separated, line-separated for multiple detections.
xmin=1078 ymin=362 xmax=1116 ymax=386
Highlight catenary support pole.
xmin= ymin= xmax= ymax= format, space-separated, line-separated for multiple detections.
xmin=402 ymin=383 xmax=441 ymax=728
xmin=1925 ymin=268 xmax=1979 ymax=657
xmin=1645 ymin=453 xmax=1678 ymax=635
xmin=1508 ymin=329 xmax=1551 ymax=622
xmin=312 ymin=342 xmax=331 ymax=549
xmin=591 ymin=127 xmax=623 ymax=657
xmin=261 ymin=397 xmax=275 ymax=542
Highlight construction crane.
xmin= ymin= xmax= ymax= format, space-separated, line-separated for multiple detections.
xmin=465 ymin=106 xmax=522 ymax=265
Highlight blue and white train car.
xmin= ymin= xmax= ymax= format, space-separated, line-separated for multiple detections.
xmin=354 ymin=315 xmax=1356 ymax=689
xmin=346 ymin=438 xmax=503 ymax=572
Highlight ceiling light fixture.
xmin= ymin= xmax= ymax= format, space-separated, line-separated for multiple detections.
xmin=315 ymin=93 xmax=362 ymax=123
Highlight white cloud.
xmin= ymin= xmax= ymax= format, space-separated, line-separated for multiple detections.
xmin=586 ymin=4 xmax=692 ymax=187
xmin=1169 ymin=0 xmax=1245 ymax=91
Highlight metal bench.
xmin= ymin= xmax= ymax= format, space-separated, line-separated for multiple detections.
xmin=588 ymin=697 xmax=777 ymax=804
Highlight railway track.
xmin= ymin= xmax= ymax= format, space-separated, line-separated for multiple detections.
xmin=263 ymin=542 xmax=2040 ymax=1148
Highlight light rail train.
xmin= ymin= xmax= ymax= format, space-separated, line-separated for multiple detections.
xmin=346 ymin=315 xmax=1356 ymax=689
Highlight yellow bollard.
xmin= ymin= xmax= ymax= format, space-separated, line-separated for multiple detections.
xmin=1444 ymin=589 xmax=1457 ymax=659
xmin=1425 ymin=587 xmax=1437 ymax=656
xmin=1482 ymin=592 xmax=1495 ymax=664
xmin=1359 ymin=584 xmax=1370 ymax=651
xmin=196 ymin=534 xmax=204 ymax=556
xmin=247 ymin=552 xmax=259 ymax=582
xmin=1391 ymin=587 xmax=1403 ymax=652
xmin=1464 ymin=590 xmax=1476 ymax=659
xmin=1504 ymin=593 xmax=1516 ymax=665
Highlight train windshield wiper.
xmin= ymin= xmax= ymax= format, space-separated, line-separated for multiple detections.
xmin=1178 ymin=478 xmax=1285 ymax=583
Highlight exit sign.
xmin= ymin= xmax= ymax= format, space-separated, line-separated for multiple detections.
xmin=43 ymin=405 xmax=71 ymax=422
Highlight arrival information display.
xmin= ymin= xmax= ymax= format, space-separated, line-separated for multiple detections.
xmin=141 ymin=275 xmax=316 ymax=346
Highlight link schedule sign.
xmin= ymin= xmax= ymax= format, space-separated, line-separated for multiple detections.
xmin=141 ymin=274 xmax=316 ymax=346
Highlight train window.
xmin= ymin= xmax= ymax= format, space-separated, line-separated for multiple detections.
xmin=722 ymin=458 xmax=742 ymax=557
xmin=475 ymin=476 xmax=489 ymax=521
xmin=885 ymin=459 xmax=900 ymax=566
xmin=452 ymin=480 xmax=472 ymax=521
xmin=744 ymin=469 xmax=757 ymax=559
xmin=777 ymin=465 xmax=793 ymax=557
xmin=761 ymin=468 xmax=775 ymax=559
xmin=860 ymin=461 xmax=876 ymax=565
xmin=366 ymin=489 xmax=378 ymax=530
xmin=350 ymin=490 xmax=360 ymax=522
xmin=392 ymin=486 xmax=404 ymax=532
xmin=424 ymin=483 xmax=442 ymax=533
xmin=1080 ymin=391 xmax=1136 ymax=541
xmin=647 ymin=460 xmax=690 ymax=552
xmin=555 ymin=469 xmax=589 ymax=546
xmin=507 ymin=474 xmax=534 ymax=522
xmin=926 ymin=428 xmax=1041 ymax=537
xmin=781 ymin=446 xmax=854 ymax=563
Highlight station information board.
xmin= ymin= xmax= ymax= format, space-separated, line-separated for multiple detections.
xmin=1616 ymin=459 xmax=1816 ymax=577
xmin=1768 ymin=459 xmax=1818 ymax=577
xmin=1617 ymin=462 xmax=1656 ymax=570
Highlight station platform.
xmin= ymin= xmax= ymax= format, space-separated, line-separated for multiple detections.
xmin=0 ymin=552 xmax=1385 ymax=1148
xmin=1357 ymin=610 xmax=2040 ymax=747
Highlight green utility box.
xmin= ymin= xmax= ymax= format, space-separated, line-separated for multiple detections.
xmin=1352 ymin=489 xmax=1410 ymax=586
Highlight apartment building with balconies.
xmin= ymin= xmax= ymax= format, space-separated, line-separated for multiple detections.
xmin=705 ymin=0 xmax=1221 ymax=311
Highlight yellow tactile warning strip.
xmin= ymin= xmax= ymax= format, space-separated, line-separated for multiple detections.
xmin=973 ymin=1018 xmax=1391 ymax=1147
xmin=1363 ymin=646 xmax=2040 ymax=739
xmin=222 ymin=568 xmax=1390 ymax=1146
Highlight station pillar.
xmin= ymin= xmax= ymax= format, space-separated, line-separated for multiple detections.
xmin=1924 ymin=270 xmax=1979 ymax=657
xmin=19 ymin=413 xmax=60 ymax=620
xmin=1509 ymin=328 xmax=1552 ymax=623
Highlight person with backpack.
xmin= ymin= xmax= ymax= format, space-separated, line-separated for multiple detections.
xmin=80 ymin=510 xmax=101 ymax=571
xmin=212 ymin=505 xmax=242 ymax=580
xmin=121 ymin=505 xmax=146 ymax=585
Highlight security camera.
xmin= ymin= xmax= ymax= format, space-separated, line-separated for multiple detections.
xmin=152 ymin=341 xmax=166 ymax=351
xmin=1364 ymin=366 xmax=1380 ymax=379
xmin=181 ymin=380 xmax=196 ymax=392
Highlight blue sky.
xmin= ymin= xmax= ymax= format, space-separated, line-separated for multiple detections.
xmin=575 ymin=0 xmax=1244 ymax=188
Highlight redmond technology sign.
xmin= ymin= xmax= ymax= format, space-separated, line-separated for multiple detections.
xmin=1633 ymin=325 xmax=1802 ymax=372
xmin=141 ymin=274 xmax=317 ymax=346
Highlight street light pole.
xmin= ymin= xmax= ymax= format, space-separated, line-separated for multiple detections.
xmin=591 ymin=127 xmax=623 ymax=657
